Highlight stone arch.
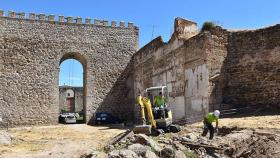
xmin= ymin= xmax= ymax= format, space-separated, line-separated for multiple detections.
xmin=59 ymin=52 xmax=88 ymax=123
xmin=59 ymin=52 xmax=87 ymax=67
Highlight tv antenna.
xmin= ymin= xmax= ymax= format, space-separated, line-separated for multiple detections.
xmin=151 ymin=25 xmax=159 ymax=40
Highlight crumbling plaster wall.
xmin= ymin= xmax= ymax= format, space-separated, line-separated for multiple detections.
xmin=134 ymin=31 xmax=210 ymax=123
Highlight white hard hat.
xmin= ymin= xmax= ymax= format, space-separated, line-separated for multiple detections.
xmin=214 ymin=110 xmax=220 ymax=118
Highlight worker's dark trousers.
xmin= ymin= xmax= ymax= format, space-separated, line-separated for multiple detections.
xmin=202 ymin=122 xmax=214 ymax=139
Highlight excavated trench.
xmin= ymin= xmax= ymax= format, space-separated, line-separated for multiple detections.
xmin=216 ymin=126 xmax=242 ymax=136
xmin=225 ymin=130 xmax=280 ymax=157
xmin=197 ymin=127 xmax=280 ymax=158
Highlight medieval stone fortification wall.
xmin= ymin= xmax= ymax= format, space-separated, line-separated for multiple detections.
xmin=0 ymin=10 xmax=138 ymax=127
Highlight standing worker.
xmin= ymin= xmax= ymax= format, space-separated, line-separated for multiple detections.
xmin=202 ymin=110 xmax=220 ymax=139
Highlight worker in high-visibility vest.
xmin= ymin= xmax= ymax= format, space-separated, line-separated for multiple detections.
xmin=202 ymin=110 xmax=220 ymax=139
xmin=154 ymin=92 xmax=167 ymax=108
xmin=154 ymin=92 xmax=168 ymax=118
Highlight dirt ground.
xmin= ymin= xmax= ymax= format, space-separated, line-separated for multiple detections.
xmin=0 ymin=124 xmax=126 ymax=158
xmin=1 ymin=115 xmax=280 ymax=158
xmin=179 ymin=115 xmax=280 ymax=157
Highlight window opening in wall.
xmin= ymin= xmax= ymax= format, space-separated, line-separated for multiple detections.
xmin=59 ymin=58 xmax=85 ymax=124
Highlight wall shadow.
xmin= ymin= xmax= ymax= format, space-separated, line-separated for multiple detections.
xmin=88 ymin=59 xmax=135 ymax=125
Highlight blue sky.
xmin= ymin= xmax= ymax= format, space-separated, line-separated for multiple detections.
xmin=59 ymin=59 xmax=83 ymax=87
xmin=1 ymin=0 xmax=280 ymax=86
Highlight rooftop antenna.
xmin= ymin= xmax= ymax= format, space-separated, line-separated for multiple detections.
xmin=151 ymin=25 xmax=159 ymax=40
xmin=68 ymin=59 xmax=74 ymax=86
xmin=71 ymin=59 xmax=74 ymax=86
xmin=68 ymin=60 xmax=70 ymax=86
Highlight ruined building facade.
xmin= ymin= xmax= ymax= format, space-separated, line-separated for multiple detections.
xmin=0 ymin=9 xmax=279 ymax=127
xmin=133 ymin=18 xmax=279 ymax=123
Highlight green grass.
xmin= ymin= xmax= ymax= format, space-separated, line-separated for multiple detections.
xmin=182 ymin=149 xmax=198 ymax=158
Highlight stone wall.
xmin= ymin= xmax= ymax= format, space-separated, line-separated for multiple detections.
xmin=170 ymin=17 xmax=199 ymax=41
xmin=205 ymin=27 xmax=229 ymax=111
xmin=205 ymin=25 xmax=280 ymax=110
xmin=223 ymin=25 xmax=280 ymax=108
xmin=0 ymin=10 xmax=138 ymax=127
xmin=74 ymin=87 xmax=84 ymax=112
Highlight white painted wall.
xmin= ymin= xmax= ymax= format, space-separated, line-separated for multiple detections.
xmin=169 ymin=96 xmax=185 ymax=120
xmin=185 ymin=64 xmax=209 ymax=113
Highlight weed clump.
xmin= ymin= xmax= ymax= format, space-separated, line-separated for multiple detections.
xmin=201 ymin=21 xmax=216 ymax=32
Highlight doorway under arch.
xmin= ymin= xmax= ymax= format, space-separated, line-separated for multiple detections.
xmin=58 ymin=53 xmax=87 ymax=123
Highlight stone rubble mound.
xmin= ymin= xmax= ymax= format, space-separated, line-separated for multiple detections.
xmin=98 ymin=127 xmax=280 ymax=158
xmin=83 ymin=126 xmax=280 ymax=158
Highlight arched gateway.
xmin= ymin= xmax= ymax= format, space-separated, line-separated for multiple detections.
xmin=0 ymin=10 xmax=138 ymax=126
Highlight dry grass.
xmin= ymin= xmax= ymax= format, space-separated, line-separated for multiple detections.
xmin=0 ymin=124 xmax=126 ymax=158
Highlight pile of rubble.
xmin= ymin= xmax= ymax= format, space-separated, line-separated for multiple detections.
xmin=106 ymin=133 xmax=196 ymax=158
xmin=83 ymin=126 xmax=280 ymax=158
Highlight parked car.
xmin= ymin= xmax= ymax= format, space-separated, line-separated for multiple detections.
xmin=59 ymin=113 xmax=77 ymax=124
xmin=95 ymin=112 xmax=121 ymax=125
xmin=75 ymin=112 xmax=84 ymax=123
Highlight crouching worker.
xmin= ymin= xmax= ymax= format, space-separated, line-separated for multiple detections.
xmin=202 ymin=110 xmax=220 ymax=139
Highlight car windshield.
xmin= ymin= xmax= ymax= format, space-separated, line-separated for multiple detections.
xmin=100 ymin=113 xmax=108 ymax=117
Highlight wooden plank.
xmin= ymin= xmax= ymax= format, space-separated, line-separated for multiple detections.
xmin=108 ymin=129 xmax=134 ymax=145
xmin=181 ymin=141 xmax=223 ymax=151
